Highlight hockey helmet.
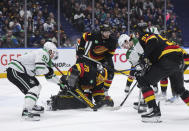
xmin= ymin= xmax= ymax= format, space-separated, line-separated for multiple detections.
xmin=100 ymin=24 xmax=111 ymax=32
xmin=118 ymin=34 xmax=130 ymax=49
xmin=146 ymin=26 xmax=160 ymax=34
xmin=133 ymin=22 xmax=148 ymax=35
xmin=43 ymin=42 xmax=58 ymax=60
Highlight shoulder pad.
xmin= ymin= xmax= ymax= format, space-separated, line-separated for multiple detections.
xmin=141 ymin=33 xmax=157 ymax=43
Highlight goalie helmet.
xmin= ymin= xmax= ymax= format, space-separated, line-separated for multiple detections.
xmin=118 ymin=34 xmax=130 ymax=49
xmin=43 ymin=42 xmax=58 ymax=60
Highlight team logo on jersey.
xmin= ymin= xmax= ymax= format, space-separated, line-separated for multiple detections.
xmin=30 ymin=79 xmax=35 ymax=85
xmin=93 ymin=46 xmax=108 ymax=54
xmin=95 ymin=40 xmax=98 ymax=44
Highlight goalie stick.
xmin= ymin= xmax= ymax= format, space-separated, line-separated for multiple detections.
xmin=52 ymin=63 xmax=97 ymax=111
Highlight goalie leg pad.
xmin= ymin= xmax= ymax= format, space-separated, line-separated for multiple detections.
xmin=49 ymin=92 xmax=87 ymax=110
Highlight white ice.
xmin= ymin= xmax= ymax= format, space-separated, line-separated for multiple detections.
xmin=0 ymin=74 xmax=189 ymax=131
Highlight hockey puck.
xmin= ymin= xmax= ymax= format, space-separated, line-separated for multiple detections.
xmin=93 ymin=108 xmax=98 ymax=111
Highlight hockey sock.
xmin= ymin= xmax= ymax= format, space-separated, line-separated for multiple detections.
xmin=180 ymin=90 xmax=189 ymax=106
xmin=160 ymin=79 xmax=168 ymax=93
xmin=24 ymin=92 xmax=38 ymax=110
xmin=142 ymin=89 xmax=156 ymax=108
xmin=126 ymin=76 xmax=134 ymax=86
xmin=24 ymin=85 xmax=41 ymax=110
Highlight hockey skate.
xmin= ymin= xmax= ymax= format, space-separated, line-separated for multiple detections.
xmin=166 ymin=95 xmax=179 ymax=104
xmin=104 ymin=96 xmax=114 ymax=107
xmin=141 ymin=102 xmax=161 ymax=123
xmin=156 ymin=92 xmax=167 ymax=101
xmin=133 ymin=101 xmax=147 ymax=113
xmin=152 ymin=84 xmax=158 ymax=94
xmin=94 ymin=95 xmax=114 ymax=109
xmin=124 ymin=85 xmax=130 ymax=93
xmin=22 ymin=108 xmax=40 ymax=121
xmin=32 ymin=105 xmax=44 ymax=114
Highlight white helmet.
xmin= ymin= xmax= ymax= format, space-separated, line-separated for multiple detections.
xmin=118 ymin=34 xmax=130 ymax=48
xmin=43 ymin=42 xmax=58 ymax=60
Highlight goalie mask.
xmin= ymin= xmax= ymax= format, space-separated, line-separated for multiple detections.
xmin=43 ymin=42 xmax=58 ymax=60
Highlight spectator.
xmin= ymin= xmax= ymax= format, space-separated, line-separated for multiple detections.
xmin=73 ymin=9 xmax=85 ymax=31
xmin=143 ymin=0 xmax=154 ymax=10
xmin=43 ymin=17 xmax=54 ymax=32
xmin=19 ymin=5 xmax=32 ymax=19
xmin=169 ymin=32 xmax=182 ymax=46
xmin=0 ymin=39 xmax=3 ymax=48
xmin=29 ymin=30 xmax=43 ymax=47
xmin=49 ymin=12 xmax=56 ymax=25
xmin=1 ymin=30 xmax=19 ymax=47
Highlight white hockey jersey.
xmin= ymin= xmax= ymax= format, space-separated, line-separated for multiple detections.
xmin=8 ymin=49 xmax=52 ymax=76
xmin=126 ymin=37 xmax=144 ymax=66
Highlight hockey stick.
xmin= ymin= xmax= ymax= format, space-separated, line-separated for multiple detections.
xmin=137 ymin=89 xmax=142 ymax=113
xmin=52 ymin=63 xmax=97 ymax=111
xmin=114 ymin=69 xmax=135 ymax=76
xmin=82 ymin=55 xmax=135 ymax=76
xmin=112 ymin=81 xmax=138 ymax=110
xmin=184 ymin=79 xmax=189 ymax=83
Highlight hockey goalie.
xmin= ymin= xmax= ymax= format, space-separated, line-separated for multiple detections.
xmin=47 ymin=57 xmax=114 ymax=110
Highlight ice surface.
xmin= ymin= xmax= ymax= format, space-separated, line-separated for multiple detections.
xmin=0 ymin=75 xmax=189 ymax=131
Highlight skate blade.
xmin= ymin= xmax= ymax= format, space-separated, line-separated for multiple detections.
xmin=138 ymin=109 xmax=147 ymax=114
xmin=142 ymin=116 xmax=162 ymax=123
xmin=32 ymin=110 xmax=44 ymax=114
xmin=110 ymin=106 xmax=121 ymax=111
xmin=22 ymin=116 xmax=40 ymax=121
xmin=133 ymin=105 xmax=147 ymax=111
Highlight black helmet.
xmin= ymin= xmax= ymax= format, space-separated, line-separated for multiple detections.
xmin=133 ymin=22 xmax=148 ymax=34
xmin=100 ymin=24 xmax=111 ymax=32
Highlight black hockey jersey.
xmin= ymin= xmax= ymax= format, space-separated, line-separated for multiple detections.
xmin=77 ymin=31 xmax=117 ymax=63
xmin=68 ymin=62 xmax=108 ymax=89
xmin=138 ymin=33 xmax=183 ymax=64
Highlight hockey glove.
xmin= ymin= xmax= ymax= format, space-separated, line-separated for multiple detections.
xmin=130 ymin=70 xmax=142 ymax=79
xmin=45 ymin=67 xmax=54 ymax=79
xmin=60 ymin=74 xmax=68 ymax=85
xmin=97 ymin=64 xmax=104 ymax=74
xmin=59 ymin=83 xmax=70 ymax=92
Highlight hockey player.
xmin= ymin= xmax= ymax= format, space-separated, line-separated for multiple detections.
xmin=59 ymin=58 xmax=114 ymax=109
xmin=120 ymin=25 xmax=189 ymax=123
xmin=6 ymin=42 xmax=59 ymax=121
xmin=118 ymin=33 xmax=148 ymax=113
xmin=120 ymin=26 xmax=160 ymax=94
xmin=76 ymin=24 xmax=117 ymax=102
xmin=118 ymin=34 xmax=144 ymax=92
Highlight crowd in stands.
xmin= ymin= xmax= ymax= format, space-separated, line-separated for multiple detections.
xmin=62 ymin=0 xmax=183 ymax=46
xmin=0 ymin=0 xmax=69 ymax=48
xmin=0 ymin=0 xmax=183 ymax=48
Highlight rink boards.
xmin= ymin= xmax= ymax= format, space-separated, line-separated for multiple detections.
xmin=1 ymin=48 xmax=189 ymax=78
